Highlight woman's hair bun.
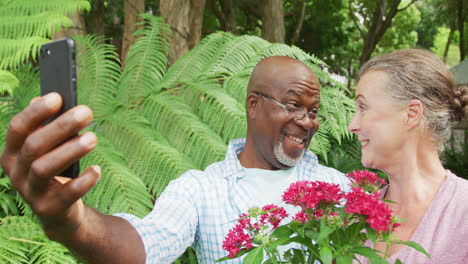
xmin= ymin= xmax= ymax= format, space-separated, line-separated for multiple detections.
xmin=452 ymin=86 xmax=468 ymax=122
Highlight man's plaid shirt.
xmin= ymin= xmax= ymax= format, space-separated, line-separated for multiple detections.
xmin=116 ymin=138 xmax=350 ymax=263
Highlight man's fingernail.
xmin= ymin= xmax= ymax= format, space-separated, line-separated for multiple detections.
xmin=79 ymin=132 xmax=96 ymax=147
xmin=44 ymin=93 xmax=61 ymax=108
xmin=73 ymin=107 xmax=90 ymax=122
xmin=92 ymin=165 xmax=101 ymax=175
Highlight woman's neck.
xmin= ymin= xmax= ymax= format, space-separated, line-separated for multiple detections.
xmin=382 ymin=141 xmax=446 ymax=214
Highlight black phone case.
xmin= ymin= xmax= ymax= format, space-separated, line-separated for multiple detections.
xmin=39 ymin=38 xmax=79 ymax=178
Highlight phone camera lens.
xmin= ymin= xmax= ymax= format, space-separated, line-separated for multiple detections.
xmin=46 ymin=49 xmax=51 ymax=55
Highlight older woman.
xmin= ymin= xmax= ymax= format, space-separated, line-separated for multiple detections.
xmin=348 ymin=49 xmax=468 ymax=263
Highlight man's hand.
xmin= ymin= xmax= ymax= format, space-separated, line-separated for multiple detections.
xmin=0 ymin=92 xmax=100 ymax=239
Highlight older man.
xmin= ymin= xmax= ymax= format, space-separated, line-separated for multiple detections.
xmin=1 ymin=56 xmax=348 ymax=263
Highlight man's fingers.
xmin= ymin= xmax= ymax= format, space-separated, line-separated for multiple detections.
xmin=4 ymin=93 xmax=62 ymax=155
xmin=61 ymin=165 xmax=101 ymax=204
xmin=28 ymin=132 xmax=97 ymax=191
xmin=20 ymin=105 xmax=93 ymax=166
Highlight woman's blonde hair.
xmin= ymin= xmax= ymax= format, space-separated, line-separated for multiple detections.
xmin=360 ymin=49 xmax=468 ymax=151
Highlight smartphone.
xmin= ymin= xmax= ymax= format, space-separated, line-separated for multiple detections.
xmin=40 ymin=38 xmax=79 ymax=178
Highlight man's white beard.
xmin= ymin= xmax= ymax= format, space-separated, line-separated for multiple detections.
xmin=274 ymin=135 xmax=305 ymax=167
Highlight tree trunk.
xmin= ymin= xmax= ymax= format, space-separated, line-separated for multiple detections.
xmin=92 ymin=0 xmax=105 ymax=37
xmin=443 ymin=28 xmax=454 ymax=63
xmin=160 ymin=0 xmax=207 ymax=65
xmin=358 ymin=0 xmax=404 ymax=66
xmin=209 ymin=0 xmax=236 ymax=33
xmin=122 ymin=0 xmax=145 ymax=63
xmin=257 ymin=0 xmax=285 ymax=43
xmin=290 ymin=0 xmax=306 ymax=46
xmin=458 ymin=0 xmax=466 ymax=60
xmin=52 ymin=12 xmax=87 ymax=39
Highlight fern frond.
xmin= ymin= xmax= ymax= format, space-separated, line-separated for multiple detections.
xmin=81 ymin=134 xmax=153 ymax=217
xmin=0 ymin=37 xmax=49 ymax=70
xmin=0 ymin=0 xmax=91 ymax=17
xmin=74 ymin=34 xmax=122 ymax=118
xmin=200 ymin=34 xmax=270 ymax=77
xmin=0 ymin=12 xmax=72 ymax=39
xmin=319 ymin=87 xmax=355 ymax=144
xmin=117 ymin=14 xmax=171 ymax=103
xmin=222 ymin=73 xmax=250 ymax=105
xmin=141 ymin=92 xmax=227 ymax=169
xmin=178 ymin=79 xmax=247 ymax=143
xmin=0 ymin=238 xmax=29 ymax=264
xmin=0 ymin=178 xmax=19 ymax=217
xmin=99 ymin=109 xmax=196 ymax=198
xmin=10 ymin=64 xmax=40 ymax=110
xmin=161 ymin=31 xmax=234 ymax=88
xmin=0 ymin=216 xmax=44 ymax=241
xmin=308 ymin=129 xmax=331 ymax=163
xmin=0 ymin=70 xmax=19 ymax=95
xmin=29 ymin=242 xmax=78 ymax=264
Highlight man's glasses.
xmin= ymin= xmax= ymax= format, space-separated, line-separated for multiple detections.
xmin=254 ymin=92 xmax=326 ymax=122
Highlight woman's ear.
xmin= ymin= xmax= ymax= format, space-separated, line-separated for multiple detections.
xmin=246 ymin=93 xmax=258 ymax=120
xmin=406 ymin=99 xmax=424 ymax=129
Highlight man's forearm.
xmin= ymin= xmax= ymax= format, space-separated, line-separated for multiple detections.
xmin=52 ymin=206 xmax=146 ymax=264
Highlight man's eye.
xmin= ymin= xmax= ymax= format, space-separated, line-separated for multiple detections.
xmin=310 ymin=109 xmax=318 ymax=114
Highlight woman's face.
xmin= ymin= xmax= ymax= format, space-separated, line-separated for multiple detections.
xmin=348 ymin=70 xmax=408 ymax=170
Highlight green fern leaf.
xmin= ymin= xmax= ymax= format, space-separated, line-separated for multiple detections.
xmin=0 ymin=238 xmax=29 ymax=264
xmin=29 ymin=241 xmax=78 ymax=264
xmin=222 ymin=73 xmax=251 ymax=105
xmin=161 ymin=31 xmax=234 ymax=88
xmin=0 ymin=37 xmax=49 ymax=70
xmin=0 ymin=0 xmax=90 ymax=17
xmin=10 ymin=65 xmax=40 ymax=110
xmin=309 ymin=129 xmax=332 ymax=163
xmin=0 ymin=12 xmax=72 ymax=39
xmin=141 ymin=92 xmax=227 ymax=169
xmin=99 ymin=109 xmax=196 ymax=198
xmin=81 ymin=134 xmax=154 ymax=217
xmin=0 ymin=70 xmax=19 ymax=95
xmin=200 ymin=34 xmax=270 ymax=77
xmin=178 ymin=79 xmax=247 ymax=143
xmin=0 ymin=178 xmax=19 ymax=217
xmin=118 ymin=14 xmax=171 ymax=103
xmin=0 ymin=216 xmax=44 ymax=242
xmin=74 ymin=34 xmax=122 ymax=118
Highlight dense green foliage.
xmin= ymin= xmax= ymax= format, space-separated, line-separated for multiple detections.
xmin=0 ymin=11 xmax=356 ymax=263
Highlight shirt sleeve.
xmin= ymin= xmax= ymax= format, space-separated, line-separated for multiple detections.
xmin=115 ymin=173 xmax=200 ymax=264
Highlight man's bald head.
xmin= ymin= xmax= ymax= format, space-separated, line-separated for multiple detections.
xmin=247 ymin=56 xmax=318 ymax=95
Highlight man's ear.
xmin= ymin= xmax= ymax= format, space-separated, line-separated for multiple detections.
xmin=246 ymin=93 xmax=258 ymax=120
xmin=406 ymin=99 xmax=424 ymax=129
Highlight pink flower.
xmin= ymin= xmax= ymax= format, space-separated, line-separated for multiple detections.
xmin=293 ymin=211 xmax=310 ymax=224
xmin=260 ymin=204 xmax=288 ymax=229
xmin=222 ymin=223 xmax=253 ymax=258
xmin=344 ymin=187 xmax=395 ymax=234
xmin=282 ymin=181 xmax=344 ymax=211
xmin=346 ymin=170 xmax=387 ymax=193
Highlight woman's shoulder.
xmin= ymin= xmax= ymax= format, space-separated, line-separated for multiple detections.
xmin=443 ymin=170 xmax=468 ymax=209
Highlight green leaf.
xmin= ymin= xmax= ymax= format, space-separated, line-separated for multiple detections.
xmin=316 ymin=218 xmax=335 ymax=243
xmin=0 ymin=70 xmax=19 ymax=95
xmin=397 ymin=241 xmax=430 ymax=258
xmin=365 ymin=226 xmax=378 ymax=245
xmin=319 ymin=245 xmax=333 ymax=264
xmin=243 ymin=246 xmax=264 ymax=264
xmin=348 ymin=246 xmax=387 ymax=264
xmin=335 ymin=255 xmax=353 ymax=264
xmin=395 ymin=259 xmax=403 ymax=264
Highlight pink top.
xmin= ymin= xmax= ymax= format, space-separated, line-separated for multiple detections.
xmin=357 ymin=170 xmax=468 ymax=264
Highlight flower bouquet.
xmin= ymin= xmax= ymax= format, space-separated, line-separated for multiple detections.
xmin=217 ymin=170 xmax=429 ymax=264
